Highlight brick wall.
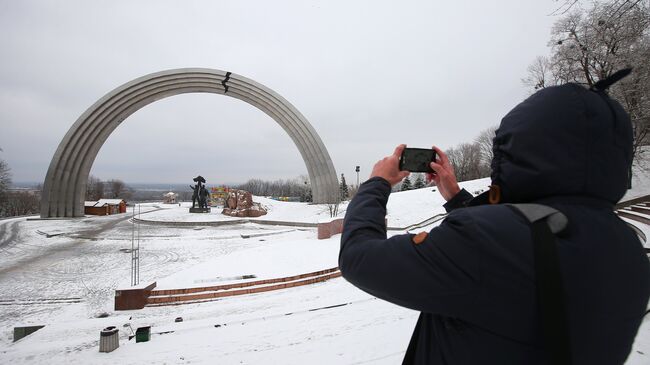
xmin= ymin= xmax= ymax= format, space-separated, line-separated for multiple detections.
xmin=147 ymin=271 xmax=342 ymax=305
xmin=114 ymin=282 xmax=157 ymax=310
xmin=317 ymin=219 xmax=344 ymax=239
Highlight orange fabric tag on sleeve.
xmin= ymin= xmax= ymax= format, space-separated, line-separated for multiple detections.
xmin=412 ymin=232 xmax=428 ymax=245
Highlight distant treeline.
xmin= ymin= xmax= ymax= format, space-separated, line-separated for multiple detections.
xmin=86 ymin=175 xmax=133 ymax=201
xmin=0 ymin=189 xmax=40 ymax=217
xmin=233 ymin=126 xmax=499 ymax=199
xmin=235 ymin=176 xmax=313 ymax=201
xmin=0 ymin=158 xmax=40 ymax=217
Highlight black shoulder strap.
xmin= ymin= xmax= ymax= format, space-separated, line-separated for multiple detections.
xmin=508 ymin=204 xmax=572 ymax=365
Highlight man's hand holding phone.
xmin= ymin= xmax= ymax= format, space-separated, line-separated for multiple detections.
xmin=427 ymin=146 xmax=460 ymax=201
xmin=370 ymin=144 xmax=411 ymax=186
xmin=371 ymin=144 xmax=461 ymax=202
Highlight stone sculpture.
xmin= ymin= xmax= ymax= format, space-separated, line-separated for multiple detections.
xmin=221 ymin=189 xmax=267 ymax=218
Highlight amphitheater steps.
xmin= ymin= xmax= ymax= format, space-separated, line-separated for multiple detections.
xmin=146 ymin=267 xmax=341 ymax=307
xmin=617 ymin=209 xmax=650 ymax=226
xmin=143 ymin=198 xmax=650 ymax=307
xmin=615 ymin=198 xmax=650 ymax=253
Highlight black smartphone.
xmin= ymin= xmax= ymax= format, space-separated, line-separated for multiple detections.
xmin=399 ymin=148 xmax=437 ymax=173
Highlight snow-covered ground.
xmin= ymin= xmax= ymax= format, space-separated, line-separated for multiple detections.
xmin=138 ymin=199 xmax=345 ymax=224
xmin=623 ymin=161 xmax=650 ymax=201
xmin=0 ymin=177 xmax=649 ymax=364
xmin=139 ymin=178 xmax=492 ymax=228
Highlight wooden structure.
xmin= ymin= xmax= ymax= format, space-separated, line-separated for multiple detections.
xmin=163 ymin=192 xmax=178 ymax=204
xmin=84 ymin=199 xmax=127 ymax=216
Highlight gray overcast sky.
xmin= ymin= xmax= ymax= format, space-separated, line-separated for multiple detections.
xmin=0 ymin=0 xmax=557 ymax=186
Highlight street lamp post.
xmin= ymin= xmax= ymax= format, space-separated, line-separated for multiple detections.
xmin=355 ymin=166 xmax=360 ymax=187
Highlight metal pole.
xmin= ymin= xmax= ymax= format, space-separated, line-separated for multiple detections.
xmin=355 ymin=166 xmax=360 ymax=187
xmin=131 ymin=204 xmax=135 ymax=286
xmin=136 ymin=204 xmax=140 ymax=285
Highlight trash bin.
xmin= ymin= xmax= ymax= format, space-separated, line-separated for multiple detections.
xmin=99 ymin=326 xmax=119 ymax=353
xmin=13 ymin=325 xmax=45 ymax=342
xmin=135 ymin=326 xmax=151 ymax=343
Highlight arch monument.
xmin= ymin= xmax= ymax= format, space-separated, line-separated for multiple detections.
xmin=41 ymin=68 xmax=340 ymax=218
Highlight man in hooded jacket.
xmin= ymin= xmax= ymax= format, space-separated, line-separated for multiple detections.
xmin=339 ymin=81 xmax=650 ymax=364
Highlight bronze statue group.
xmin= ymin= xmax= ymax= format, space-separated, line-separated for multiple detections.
xmin=190 ymin=175 xmax=211 ymax=209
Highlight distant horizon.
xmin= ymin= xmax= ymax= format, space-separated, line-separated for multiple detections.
xmin=10 ymin=178 xmax=305 ymax=190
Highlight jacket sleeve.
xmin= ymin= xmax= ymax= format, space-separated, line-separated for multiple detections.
xmin=442 ymin=188 xmax=473 ymax=212
xmin=339 ymin=177 xmax=480 ymax=315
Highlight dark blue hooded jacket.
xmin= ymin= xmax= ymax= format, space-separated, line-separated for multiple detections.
xmin=339 ymin=83 xmax=649 ymax=364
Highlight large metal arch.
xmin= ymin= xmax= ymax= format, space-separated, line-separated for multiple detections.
xmin=41 ymin=68 xmax=340 ymax=218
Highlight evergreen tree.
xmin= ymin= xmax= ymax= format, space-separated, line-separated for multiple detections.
xmin=302 ymin=188 xmax=313 ymax=202
xmin=401 ymin=176 xmax=412 ymax=191
xmin=413 ymin=174 xmax=425 ymax=189
xmin=340 ymin=173 xmax=349 ymax=200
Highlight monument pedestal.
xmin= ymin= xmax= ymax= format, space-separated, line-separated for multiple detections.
xmin=189 ymin=207 xmax=211 ymax=213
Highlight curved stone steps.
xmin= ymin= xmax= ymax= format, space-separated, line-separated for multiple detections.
xmin=617 ymin=209 xmax=650 ymax=226
xmin=146 ymin=267 xmax=341 ymax=307
xmin=118 ymin=197 xmax=650 ymax=310
xmin=630 ymin=205 xmax=650 ymax=215
xmin=615 ymin=197 xmax=650 ymax=253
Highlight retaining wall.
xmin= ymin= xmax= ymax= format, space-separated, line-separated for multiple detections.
xmin=317 ymin=219 xmax=344 ymax=239
xmin=114 ymin=282 xmax=157 ymax=310
xmin=114 ymin=268 xmax=342 ymax=310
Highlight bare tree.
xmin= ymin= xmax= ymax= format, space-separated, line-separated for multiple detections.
xmin=86 ymin=175 xmax=104 ymax=201
xmin=446 ymin=143 xmax=486 ymax=182
xmin=617 ymin=35 xmax=650 ymax=163
xmin=525 ymin=0 xmax=650 ymax=162
xmin=3 ymin=191 xmax=39 ymax=217
xmin=550 ymin=0 xmax=648 ymax=17
xmin=236 ymin=176 xmax=312 ymax=199
xmin=547 ymin=2 xmax=649 ymax=87
xmin=474 ymin=125 xmax=498 ymax=175
xmin=327 ymin=202 xmax=340 ymax=218
xmin=107 ymin=179 xmax=132 ymax=199
xmin=522 ymin=56 xmax=556 ymax=91
xmin=0 ymin=156 xmax=12 ymax=216
xmin=550 ymin=0 xmax=580 ymax=16
xmin=0 ymin=155 xmax=39 ymax=217
xmin=0 ymin=158 xmax=11 ymax=202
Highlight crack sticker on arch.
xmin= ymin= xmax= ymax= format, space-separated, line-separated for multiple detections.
xmin=221 ymin=72 xmax=232 ymax=93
